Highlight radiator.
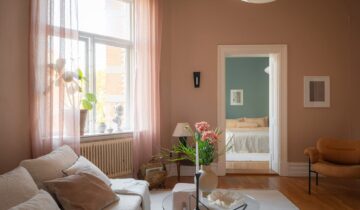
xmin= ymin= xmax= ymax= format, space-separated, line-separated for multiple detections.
xmin=80 ymin=137 xmax=133 ymax=178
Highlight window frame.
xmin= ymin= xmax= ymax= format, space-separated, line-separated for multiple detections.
xmin=78 ymin=0 xmax=134 ymax=136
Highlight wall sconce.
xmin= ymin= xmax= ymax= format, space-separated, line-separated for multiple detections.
xmin=193 ymin=72 xmax=200 ymax=88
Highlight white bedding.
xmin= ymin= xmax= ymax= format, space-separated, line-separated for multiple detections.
xmin=226 ymin=127 xmax=269 ymax=153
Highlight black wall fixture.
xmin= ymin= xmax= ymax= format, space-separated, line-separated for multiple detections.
xmin=193 ymin=72 xmax=201 ymax=88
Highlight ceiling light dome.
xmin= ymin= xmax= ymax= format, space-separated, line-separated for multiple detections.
xmin=242 ymin=0 xmax=276 ymax=4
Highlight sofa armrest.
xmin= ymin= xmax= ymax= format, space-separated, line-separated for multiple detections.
xmin=304 ymin=147 xmax=320 ymax=163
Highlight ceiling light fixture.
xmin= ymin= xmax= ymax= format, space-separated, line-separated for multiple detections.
xmin=242 ymin=0 xmax=276 ymax=4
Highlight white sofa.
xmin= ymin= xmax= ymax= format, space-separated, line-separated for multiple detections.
xmin=0 ymin=146 xmax=149 ymax=210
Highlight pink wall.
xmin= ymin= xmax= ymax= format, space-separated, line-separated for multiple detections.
xmin=160 ymin=0 xmax=358 ymax=162
xmin=0 ymin=0 xmax=31 ymax=173
xmin=349 ymin=0 xmax=360 ymax=139
xmin=0 ymin=0 xmax=359 ymax=173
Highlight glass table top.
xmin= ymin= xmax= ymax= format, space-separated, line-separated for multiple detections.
xmin=162 ymin=189 xmax=260 ymax=210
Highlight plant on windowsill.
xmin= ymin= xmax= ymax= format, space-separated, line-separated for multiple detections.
xmin=77 ymin=69 xmax=97 ymax=136
xmin=51 ymin=59 xmax=97 ymax=136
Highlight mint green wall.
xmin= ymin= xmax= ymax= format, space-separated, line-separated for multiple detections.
xmin=226 ymin=57 xmax=269 ymax=119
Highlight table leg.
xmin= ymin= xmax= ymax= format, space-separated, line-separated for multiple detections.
xmin=177 ymin=161 xmax=180 ymax=181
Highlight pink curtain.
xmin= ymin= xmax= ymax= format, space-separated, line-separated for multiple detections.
xmin=30 ymin=0 xmax=80 ymax=157
xmin=133 ymin=0 xmax=163 ymax=176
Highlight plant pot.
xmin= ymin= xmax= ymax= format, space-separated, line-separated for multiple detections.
xmin=199 ymin=165 xmax=218 ymax=196
xmin=98 ymin=122 xmax=106 ymax=133
xmin=80 ymin=110 xmax=88 ymax=136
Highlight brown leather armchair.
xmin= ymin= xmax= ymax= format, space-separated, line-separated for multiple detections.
xmin=304 ymin=138 xmax=360 ymax=194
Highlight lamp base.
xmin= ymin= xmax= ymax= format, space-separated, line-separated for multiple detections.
xmin=179 ymin=136 xmax=187 ymax=146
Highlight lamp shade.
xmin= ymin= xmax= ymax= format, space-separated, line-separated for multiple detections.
xmin=172 ymin=123 xmax=192 ymax=137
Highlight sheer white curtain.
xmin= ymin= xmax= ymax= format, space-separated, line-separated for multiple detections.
xmin=30 ymin=0 xmax=80 ymax=157
xmin=133 ymin=0 xmax=163 ymax=176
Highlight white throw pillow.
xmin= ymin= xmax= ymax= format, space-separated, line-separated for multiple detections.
xmin=63 ymin=156 xmax=111 ymax=186
xmin=20 ymin=145 xmax=79 ymax=189
xmin=9 ymin=190 xmax=60 ymax=210
xmin=0 ymin=167 xmax=39 ymax=210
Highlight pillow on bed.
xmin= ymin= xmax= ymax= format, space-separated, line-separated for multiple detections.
xmin=243 ymin=117 xmax=268 ymax=127
xmin=226 ymin=118 xmax=245 ymax=128
xmin=226 ymin=119 xmax=239 ymax=128
xmin=236 ymin=122 xmax=259 ymax=128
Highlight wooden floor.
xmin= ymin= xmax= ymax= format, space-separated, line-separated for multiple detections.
xmin=226 ymin=161 xmax=277 ymax=174
xmin=164 ymin=175 xmax=360 ymax=210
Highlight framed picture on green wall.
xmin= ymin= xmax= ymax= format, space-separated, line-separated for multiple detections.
xmin=230 ymin=89 xmax=243 ymax=106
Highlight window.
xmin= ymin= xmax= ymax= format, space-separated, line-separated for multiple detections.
xmin=78 ymin=0 xmax=133 ymax=134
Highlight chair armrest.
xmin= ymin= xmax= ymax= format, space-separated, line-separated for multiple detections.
xmin=304 ymin=147 xmax=320 ymax=163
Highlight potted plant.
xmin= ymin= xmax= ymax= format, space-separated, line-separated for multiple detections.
xmin=51 ymin=59 xmax=96 ymax=136
xmin=77 ymin=69 xmax=97 ymax=136
xmin=163 ymin=121 xmax=232 ymax=195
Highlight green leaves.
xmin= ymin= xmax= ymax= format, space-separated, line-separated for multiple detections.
xmin=81 ymin=93 xmax=97 ymax=110
xmin=194 ymin=131 xmax=201 ymax=141
xmin=77 ymin=68 xmax=96 ymax=110
xmin=85 ymin=93 xmax=97 ymax=103
xmin=81 ymin=100 xmax=93 ymax=110
xmin=77 ymin=68 xmax=88 ymax=82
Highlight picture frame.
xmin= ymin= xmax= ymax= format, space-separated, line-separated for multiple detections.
xmin=304 ymin=76 xmax=330 ymax=108
xmin=230 ymin=89 xmax=243 ymax=106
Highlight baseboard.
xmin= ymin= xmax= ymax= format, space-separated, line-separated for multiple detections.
xmin=166 ymin=162 xmax=308 ymax=177
xmin=286 ymin=162 xmax=308 ymax=177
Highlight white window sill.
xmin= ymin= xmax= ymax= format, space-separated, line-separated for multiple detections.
xmin=80 ymin=131 xmax=133 ymax=142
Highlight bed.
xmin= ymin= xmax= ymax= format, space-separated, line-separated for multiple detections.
xmin=226 ymin=127 xmax=269 ymax=154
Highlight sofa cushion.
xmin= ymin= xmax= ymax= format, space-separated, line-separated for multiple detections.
xmin=20 ymin=145 xmax=78 ymax=189
xmin=45 ymin=173 xmax=119 ymax=210
xmin=317 ymin=138 xmax=360 ymax=165
xmin=312 ymin=160 xmax=360 ymax=178
xmin=63 ymin=156 xmax=111 ymax=186
xmin=9 ymin=190 xmax=60 ymax=210
xmin=110 ymin=178 xmax=150 ymax=210
xmin=0 ymin=167 xmax=39 ymax=210
xmin=104 ymin=194 xmax=142 ymax=210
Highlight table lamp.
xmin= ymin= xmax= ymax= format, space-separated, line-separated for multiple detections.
xmin=172 ymin=122 xmax=192 ymax=146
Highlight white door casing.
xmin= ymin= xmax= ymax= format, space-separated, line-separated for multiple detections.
xmin=217 ymin=45 xmax=288 ymax=176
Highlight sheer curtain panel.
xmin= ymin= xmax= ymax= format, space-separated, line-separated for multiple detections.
xmin=133 ymin=0 xmax=163 ymax=176
xmin=29 ymin=0 xmax=80 ymax=157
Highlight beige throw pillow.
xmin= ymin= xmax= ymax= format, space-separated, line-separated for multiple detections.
xmin=45 ymin=173 xmax=119 ymax=210
xmin=20 ymin=145 xmax=79 ymax=189
xmin=63 ymin=156 xmax=111 ymax=186
xmin=243 ymin=117 xmax=268 ymax=127
xmin=9 ymin=190 xmax=60 ymax=210
xmin=236 ymin=122 xmax=259 ymax=128
xmin=226 ymin=119 xmax=239 ymax=128
xmin=0 ymin=167 xmax=39 ymax=210
xmin=226 ymin=118 xmax=245 ymax=128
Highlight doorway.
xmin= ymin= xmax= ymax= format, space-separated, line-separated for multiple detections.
xmin=217 ymin=45 xmax=288 ymax=176
xmin=225 ymin=56 xmax=272 ymax=174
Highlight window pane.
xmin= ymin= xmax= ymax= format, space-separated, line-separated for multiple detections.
xmin=94 ymin=43 xmax=129 ymax=132
xmin=78 ymin=0 xmax=131 ymax=40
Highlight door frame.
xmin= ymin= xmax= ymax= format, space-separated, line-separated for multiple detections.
xmin=217 ymin=45 xmax=288 ymax=176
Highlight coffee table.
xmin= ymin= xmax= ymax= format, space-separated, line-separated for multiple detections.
xmin=163 ymin=183 xmax=260 ymax=210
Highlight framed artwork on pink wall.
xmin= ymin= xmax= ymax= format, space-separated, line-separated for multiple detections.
xmin=304 ymin=76 xmax=330 ymax=108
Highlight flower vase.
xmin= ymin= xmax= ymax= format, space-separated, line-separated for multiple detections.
xmin=199 ymin=165 xmax=218 ymax=196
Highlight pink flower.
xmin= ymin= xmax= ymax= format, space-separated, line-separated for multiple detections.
xmin=201 ymin=130 xmax=218 ymax=144
xmin=195 ymin=121 xmax=210 ymax=133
